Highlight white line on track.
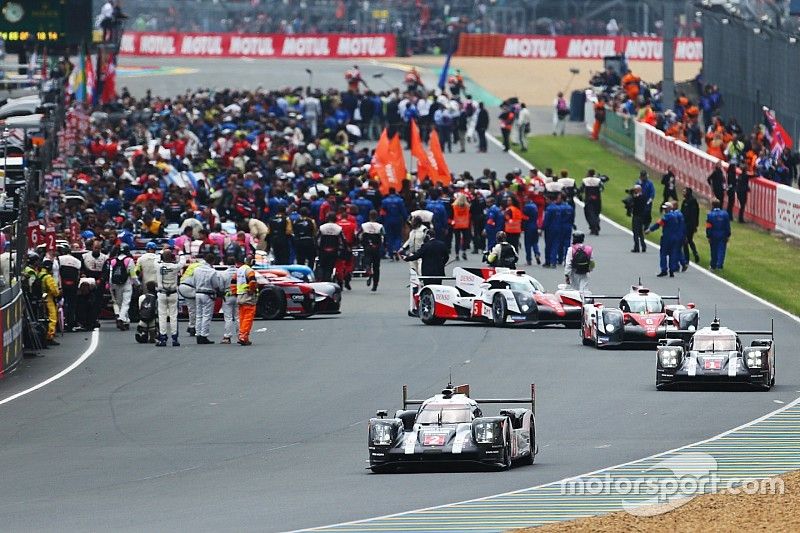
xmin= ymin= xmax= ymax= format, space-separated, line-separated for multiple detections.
xmin=0 ymin=329 xmax=100 ymax=407
xmin=296 ymin=134 xmax=800 ymax=533
xmin=296 ymin=395 xmax=800 ymax=532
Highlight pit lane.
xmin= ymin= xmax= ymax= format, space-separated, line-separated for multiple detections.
xmin=0 ymin=58 xmax=796 ymax=532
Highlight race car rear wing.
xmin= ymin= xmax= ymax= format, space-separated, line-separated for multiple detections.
xmin=402 ymin=384 xmax=536 ymax=414
xmin=736 ymin=318 xmax=774 ymax=338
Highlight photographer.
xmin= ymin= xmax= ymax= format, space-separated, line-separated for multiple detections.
xmin=624 ymin=184 xmax=648 ymax=253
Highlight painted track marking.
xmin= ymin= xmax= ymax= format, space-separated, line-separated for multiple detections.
xmin=0 ymin=329 xmax=100 ymax=407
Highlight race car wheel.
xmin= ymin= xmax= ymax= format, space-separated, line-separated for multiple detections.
xmin=501 ymin=434 xmax=512 ymax=470
xmin=419 ymin=290 xmax=445 ymax=326
xmin=492 ymin=294 xmax=508 ymax=327
xmin=522 ymin=425 xmax=535 ymax=465
xmin=258 ymin=287 xmax=287 ymax=320
xmin=581 ymin=324 xmax=594 ymax=346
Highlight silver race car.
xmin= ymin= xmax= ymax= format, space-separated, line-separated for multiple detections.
xmin=367 ymin=383 xmax=537 ymax=472
xmin=656 ymin=318 xmax=775 ymax=390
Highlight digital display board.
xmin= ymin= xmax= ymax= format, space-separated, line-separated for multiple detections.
xmin=0 ymin=0 xmax=92 ymax=46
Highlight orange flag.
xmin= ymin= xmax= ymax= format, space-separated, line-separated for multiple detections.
xmin=370 ymin=129 xmax=407 ymax=195
xmin=428 ymin=128 xmax=452 ymax=186
xmin=410 ymin=119 xmax=435 ymax=181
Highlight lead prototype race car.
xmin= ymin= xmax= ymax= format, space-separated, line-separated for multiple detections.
xmin=367 ymin=383 xmax=537 ymax=472
xmin=656 ymin=318 xmax=775 ymax=390
xmin=409 ymin=267 xmax=583 ymax=327
xmin=581 ymin=284 xmax=699 ymax=348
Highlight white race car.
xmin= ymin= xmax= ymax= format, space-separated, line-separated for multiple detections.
xmin=409 ymin=267 xmax=583 ymax=327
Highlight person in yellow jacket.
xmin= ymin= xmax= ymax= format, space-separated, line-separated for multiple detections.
xmin=39 ymin=259 xmax=61 ymax=346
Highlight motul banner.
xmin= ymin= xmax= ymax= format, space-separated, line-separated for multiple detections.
xmin=119 ymin=32 xmax=396 ymax=58
xmin=457 ymin=34 xmax=702 ymax=61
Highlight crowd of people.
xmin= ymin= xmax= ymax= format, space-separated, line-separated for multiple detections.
xmin=593 ymin=65 xmax=800 ymax=191
xmin=23 ymin=59 xmax=621 ymax=349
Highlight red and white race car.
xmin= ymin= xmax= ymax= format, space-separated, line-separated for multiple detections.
xmin=581 ymin=285 xmax=699 ymax=348
xmin=409 ymin=267 xmax=583 ymax=327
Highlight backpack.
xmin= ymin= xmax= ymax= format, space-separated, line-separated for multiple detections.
xmin=139 ymin=293 xmax=157 ymax=322
xmin=362 ymin=232 xmax=382 ymax=252
xmin=111 ymin=258 xmax=129 ymax=284
xmin=30 ymin=272 xmax=43 ymax=299
xmin=498 ymin=243 xmax=517 ymax=268
xmin=294 ymin=219 xmax=313 ymax=241
xmin=573 ymin=245 xmax=591 ymax=274
xmin=557 ymin=99 xmax=569 ymax=118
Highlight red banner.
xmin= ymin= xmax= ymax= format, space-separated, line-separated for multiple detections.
xmin=119 ymin=32 xmax=396 ymax=58
xmin=457 ymin=34 xmax=702 ymax=61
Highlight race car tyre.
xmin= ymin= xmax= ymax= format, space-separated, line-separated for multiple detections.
xmin=581 ymin=326 xmax=594 ymax=346
xmin=492 ymin=294 xmax=508 ymax=327
xmin=419 ymin=290 xmax=445 ymax=326
xmin=501 ymin=435 xmax=512 ymax=470
xmin=258 ymin=287 xmax=287 ymax=320
xmin=522 ymin=425 xmax=535 ymax=465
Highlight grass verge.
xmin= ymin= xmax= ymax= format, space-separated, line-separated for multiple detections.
xmin=513 ymin=134 xmax=800 ymax=316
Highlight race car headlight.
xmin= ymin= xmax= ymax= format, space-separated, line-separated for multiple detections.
xmin=371 ymin=423 xmax=395 ymax=445
xmin=659 ymin=349 xmax=679 ymax=368
xmin=687 ymin=325 xmax=696 ymax=332
xmin=521 ymin=304 xmax=530 ymax=312
xmin=746 ymin=351 xmax=763 ymax=369
xmin=605 ymin=324 xmax=615 ymax=333
xmin=473 ymin=422 xmax=496 ymax=444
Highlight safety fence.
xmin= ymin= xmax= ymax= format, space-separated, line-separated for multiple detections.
xmin=0 ymin=287 xmax=23 ymax=377
xmin=635 ymin=122 xmax=785 ymax=233
xmin=456 ymin=34 xmax=703 ymax=61
xmin=118 ymin=32 xmax=396 ymax=58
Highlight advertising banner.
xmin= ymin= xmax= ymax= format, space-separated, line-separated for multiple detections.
xmin=119 ymin=32 xmax=396 ymax=59
xmin=457 ymin=34 xmax=702 ymax=61
xmin=0 ymin=290 xmax=23 ymax=377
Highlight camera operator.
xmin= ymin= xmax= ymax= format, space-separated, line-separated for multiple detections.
xmin=624 ymin=184 xmax=648 ymax=253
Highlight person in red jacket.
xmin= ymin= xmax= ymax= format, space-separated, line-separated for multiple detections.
xmin=335 ymin=205 xmax=358 ymax=290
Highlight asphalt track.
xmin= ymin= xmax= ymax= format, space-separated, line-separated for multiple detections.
xmin=0 ymin=58 xmax=797 ymax=532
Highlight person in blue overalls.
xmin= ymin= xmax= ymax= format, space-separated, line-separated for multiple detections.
xmin=380 ymin=187 xmax=408 ymax=260
xmin=425 ymin=190 xmax=448 ymax=242
xmin=541 ymin=194 xmax=564 ymax=268
xmin=483 ymin=196 xmax=505 ymax=250
xmin=706 ymin=199 xmax=731 ymax=271
xmin=558 ymin=196 xmax=575 ymax=265
xmin=646 ymin=202 xmax=683 ymax=277
xmin=522 ymin=198 xmax=540 ymax=265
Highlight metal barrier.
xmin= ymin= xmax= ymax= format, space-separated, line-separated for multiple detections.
xmin=702 ymin=9 xmax=800 ymax=143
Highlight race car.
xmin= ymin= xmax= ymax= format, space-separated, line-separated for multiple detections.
xmin=252 ymin=266 xmax=342 ymax=318
xmin=178 ymin=264 xmax=341 ymax=320
xmin=409 ymin=267 xmax=583 ymax=327
xmin=656 ymin=318 xmax=775 ymax=390
xmin=367 ymin=383 xmax=537 ymax=472
xmin=581 ymin=284 xmax=699 ymax=348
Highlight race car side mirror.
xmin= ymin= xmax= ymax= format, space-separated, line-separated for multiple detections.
xmin=686 ymin=302 xmax=696 ymax=309
xmin=376 ymin=410 xmax=388 ymax=419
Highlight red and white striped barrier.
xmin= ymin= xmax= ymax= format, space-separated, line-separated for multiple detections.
xmin=635 ymin=121 xmax=795 ymax=235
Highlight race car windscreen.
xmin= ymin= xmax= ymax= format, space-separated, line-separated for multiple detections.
xmin=693 ymin=335 xmax=737 ymax=352
xmin=417 ymin=405 xmax=472 ymax=425
xmin=624 ymin=295 xmax=663 ymax=313
xmin=507 ymin=278 xmax=544 ymax=293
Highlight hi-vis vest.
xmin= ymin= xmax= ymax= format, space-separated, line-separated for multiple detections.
xmin=236 ymin=264 xmax=255 ymax=295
